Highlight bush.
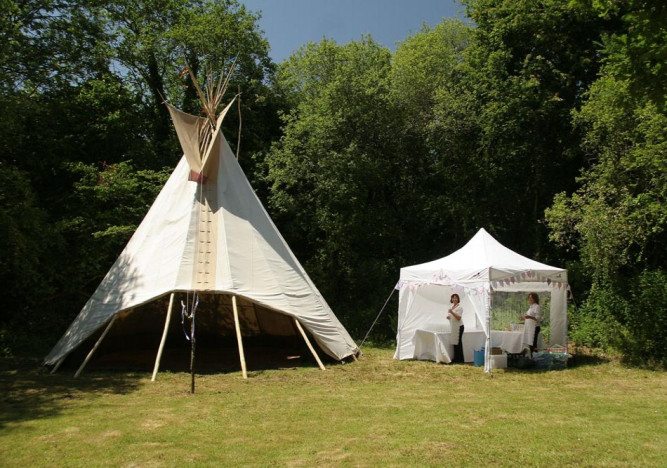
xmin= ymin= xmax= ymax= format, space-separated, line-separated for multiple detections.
xmin=621 ymin=269 xmax=667 ymax=366
xmin=569 ymin=283 xmax=626 ymax=352
xmin=570 ymin=270 xmax=666 ymax=367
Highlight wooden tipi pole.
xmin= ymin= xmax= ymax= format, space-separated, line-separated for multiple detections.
xmin=152 ymin=293 xmax=175 ymax=382
xmin=293 ymin=318 xmax=326 ymax=370
xmin=50 ymin=356 xmax=65 ymax=374
xmin=232 ymin=295 xmax=248 ymax=379
xmin=74 ymin=315 xmax=118 ymax=378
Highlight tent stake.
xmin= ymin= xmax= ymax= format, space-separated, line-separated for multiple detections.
xmin=152 ymin=292 xmax=175 ymax=382
xmin=74 ymin=315 xmax=118 ymax=378
xmin=232 ymin=295 xmax=248 ymax=379
xmin=294 ymin=318 xmax=325 ymax=370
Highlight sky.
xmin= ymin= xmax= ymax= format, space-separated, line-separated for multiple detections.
xmin=240 ymin=0 xmax=465 ymax=63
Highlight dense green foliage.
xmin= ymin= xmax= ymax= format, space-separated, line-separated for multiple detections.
xmin=458 ymin=0 xmax=605 ymax=255
xmin=546 ymin=0 xmax=666 ymax=365
xmin=0 ymin=0 xmax=664 ymax=365
xmin=263 ymin=38 xmax=403 ymax=336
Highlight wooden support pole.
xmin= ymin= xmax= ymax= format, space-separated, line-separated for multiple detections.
xmin=232 ymin=295 xmax=248 ymax=379
xmin=74 ymin=315 xmax=118 ymax=378
xmin=50 ymin=356 xmax=65 ymax=374
xmin=294 ymin=318 xmax=326 ymax=371
xmin=152 ymin=293 xmax=175 ymax=382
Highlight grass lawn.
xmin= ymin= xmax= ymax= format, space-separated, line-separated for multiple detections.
xmin=1 ymin=346 xmax=665 ymax=467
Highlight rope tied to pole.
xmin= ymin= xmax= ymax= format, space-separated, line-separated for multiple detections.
xmin=180 ymin=295 xmax=199 ymax=341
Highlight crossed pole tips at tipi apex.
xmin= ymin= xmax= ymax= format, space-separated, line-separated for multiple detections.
xmin=44 ymin=63 xmax=360 ymax=385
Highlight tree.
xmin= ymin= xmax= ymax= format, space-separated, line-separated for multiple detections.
xmin=389 ymin=20 xmax=480 ymax=252
xmin=265 ymin=38 xmax=406 ymax=335
xmin=590 ymin=0 xmax=666 ymax=108
xmin=0 ymin=166 xmax=56 ymax=354
xmin=103 ymin=0 xmax=279 ymax=169
xmin=546 ymin=0 xmax=666 ymax=365
xmin=0 ymin=0 xmax=112 ymax=93
xmin=459 ymin=0 xmax=606 ymax=258
xmin=0 ymin=0 xmax=131 ymax=355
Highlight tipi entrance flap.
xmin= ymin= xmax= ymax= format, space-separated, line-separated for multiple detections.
xmin=166 ymin=97 xmax=237 ymax=180
xmin=166 ymin=104 xmax=206 ymax=174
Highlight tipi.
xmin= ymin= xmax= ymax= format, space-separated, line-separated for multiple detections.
xmin=44 ymin=69 xmax=359 ymax=377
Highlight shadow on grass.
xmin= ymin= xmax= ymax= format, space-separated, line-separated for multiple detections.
xmin=501 ymin=349 xmax=611 ymax=373
xmin=0 ymin=357 xmax=143 ymax=429
xmin=0 ymin=345 xmax=341 ymax=429
xmin=567 ymin=352 xmax=611 ymax=367
xmin=71 ymin=345 xmax=339 ymax=375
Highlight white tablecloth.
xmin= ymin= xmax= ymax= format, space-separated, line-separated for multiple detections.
xmin=491 ymin=331 xmax=544 ymax=353
xmin=413 ymin=329 xmax=487 ymax=363
xmin=413 ymin=329 xmax=544 ymax=362
xmin=413 ymin=329 xmax=453 ymax=363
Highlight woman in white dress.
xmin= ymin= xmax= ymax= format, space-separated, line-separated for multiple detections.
xmin=446 ymin=293 xmax=464 ymax=363
xmin=521 ymin=292 xmax=542 ymax=352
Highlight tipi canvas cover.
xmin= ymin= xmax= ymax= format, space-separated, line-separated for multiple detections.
xmin=45 ymin=100 xmax=358 ymax=370
xmin=394 ymin=228 xmax=568 ymax=372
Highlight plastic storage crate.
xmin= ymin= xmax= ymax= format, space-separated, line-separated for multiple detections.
xmin=533 ymin=346 xmax=569 ymax=370
xmin=490 ymin=354 xmax=507 ymax=369
xmin=532 ymin=352 xmax=552 ymax=369
xmin=507 ymin=353 xmax=534 ymax=369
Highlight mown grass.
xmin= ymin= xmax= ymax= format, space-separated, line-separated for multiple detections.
xmin=1 ymin=347 xmax=665 ymax=467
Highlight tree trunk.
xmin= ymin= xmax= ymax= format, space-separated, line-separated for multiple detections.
xmin=146 ymin=54 xmax=173 ymax=165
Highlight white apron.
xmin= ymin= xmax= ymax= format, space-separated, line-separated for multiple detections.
xmin=522 ymin=303 xmax=541 ymax=345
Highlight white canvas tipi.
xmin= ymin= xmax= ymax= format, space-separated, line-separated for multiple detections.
xmin=44 ymin=92 xmax=359 ymax=374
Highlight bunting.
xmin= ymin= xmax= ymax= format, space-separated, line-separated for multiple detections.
xmin=396 ymin=272 xmax=570 ymax=293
